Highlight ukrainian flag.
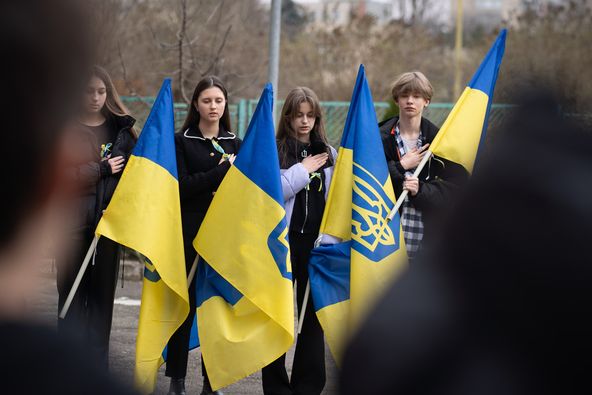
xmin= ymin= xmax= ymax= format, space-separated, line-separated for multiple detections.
xmin=95 ymin=79 xmax=189 ymax=393
xmin=430 ymin=29 xmax=507 ymax=173
xmin=193 ymin=84 xmax=294 ymax=390
xmin=309 ymin=65 xmax=408 ymax=363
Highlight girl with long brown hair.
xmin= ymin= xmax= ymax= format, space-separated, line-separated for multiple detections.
xmin=262 ymin=87 xmax=336 ymax=395
xmin=57 ymin=65 xmax=137 ymax=368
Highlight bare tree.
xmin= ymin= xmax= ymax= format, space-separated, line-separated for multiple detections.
xmin=95 ymin=0 xmax=267 ymax=102
xmin=393 ymin=0 xmax=435 ymax=25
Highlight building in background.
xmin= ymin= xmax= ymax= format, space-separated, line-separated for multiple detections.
xmin=445 ymin=0 xmax=569 ymax=32
xmin=288 ymin=0 xmax=573 ymax=30
xmin=298 ymin=0 xmax=393 ymax=26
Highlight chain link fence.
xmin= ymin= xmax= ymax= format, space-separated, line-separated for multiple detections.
xmin=124 ymin=97 xmax=568 ymax=148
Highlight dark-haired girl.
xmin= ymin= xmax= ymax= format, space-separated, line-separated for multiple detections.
xmin=167 ymin=76 xmax=241 ymax=395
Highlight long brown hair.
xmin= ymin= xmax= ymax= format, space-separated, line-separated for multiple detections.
xmin=180 ymin=76 xmax=231 ymax=133
xmin=277 ymin=87 xmax=330 ymax=168
xmin=91 ymin=65 xmax=137 ymax=137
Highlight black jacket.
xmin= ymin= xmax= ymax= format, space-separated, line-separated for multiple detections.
xmin=73 ymin=114 xmax=136 ymax=231
xmin=175 ymin=126 xmax=242 ymax=250
xmin=91 ymin=114 xmax=137 ymax=228
xmin=380 ymin=116 xmax=468 ymax=237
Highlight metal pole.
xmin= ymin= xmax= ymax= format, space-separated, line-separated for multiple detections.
xmin=268 ymin=0 xmax=282 ymax=125
xmin=453 ymin=0 xmax=464 ymax=100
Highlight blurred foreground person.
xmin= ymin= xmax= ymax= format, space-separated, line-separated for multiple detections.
xmin=340 ymin=91 xmax=592 ymax=395
xmin=0 ymin=1 xmax=134 ymax=394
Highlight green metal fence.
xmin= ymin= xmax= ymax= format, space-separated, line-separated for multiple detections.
xmin=122 ymin=96 xmax=517 ymax=147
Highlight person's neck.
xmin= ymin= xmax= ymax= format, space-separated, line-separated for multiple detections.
xmin=398 ymin=114 xmax=421 ymax=139
xmin=296 ymin=134 xmax=310 ymax=144
xmin=199 ymin=120 xmax=220 ymax=139
xmin=80 ymin=112 xmax=106 ymax=127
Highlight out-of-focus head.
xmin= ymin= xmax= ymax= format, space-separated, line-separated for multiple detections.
xmin=0 ymin=0 xmax=93 ymax=312
xmin=341 ymin=89 xmax=592 ymax=394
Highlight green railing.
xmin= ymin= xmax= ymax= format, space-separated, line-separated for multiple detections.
xmin=122 ymin=97 xmax=517 ymax=147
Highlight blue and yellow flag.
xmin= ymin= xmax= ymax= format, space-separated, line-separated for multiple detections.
xmin=193 ymin=83 xmax=293 ymax=390
xmin=95 ymin=79 xmax=189 ymax=393
xmin=309 ymin=65 xmax=408 ymax=363
xmin=431 ymin=29 xmax=507 ymax=173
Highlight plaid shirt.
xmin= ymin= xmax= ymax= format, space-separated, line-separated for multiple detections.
xmin=393 ymin=123 xmax=425 ymax=259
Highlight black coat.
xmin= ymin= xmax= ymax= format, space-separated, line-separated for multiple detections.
xmin=81 ymin=114 xmax=136 ymax=229
xmin=380 ymin=116 xmax=468 ymax=240
xmin=175 ymin=126 xmax=242 ymax=258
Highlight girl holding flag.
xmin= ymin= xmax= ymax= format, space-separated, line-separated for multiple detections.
xmin=57 ymin=65 xmax=136 ymax=368
xmin=169 ymin=76 xmax=240 ymax=395
xmin=262 ymin=87 xmax=336 ymax=395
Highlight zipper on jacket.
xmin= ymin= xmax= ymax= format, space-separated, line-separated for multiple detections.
xmin=300 ymin=188 xmax=309 ymax=233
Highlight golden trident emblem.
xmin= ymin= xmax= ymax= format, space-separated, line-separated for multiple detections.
xmin=351 ymin=162 xmax=396 ymax=253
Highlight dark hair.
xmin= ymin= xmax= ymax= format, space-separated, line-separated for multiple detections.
xmin=90 ymin=65 xmax=137 ymax=138
xmin=180 ymin=76 xmax=231 ymax=133
xmin=1 ymin=0 xmax=93 ymax=249
xmin=277 ymin=87 xmax=331 ymax=168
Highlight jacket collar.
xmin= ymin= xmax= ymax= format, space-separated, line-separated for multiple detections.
xmin=380 ymin=116 xmax=439 ymax=142
xmin=183 ymin=126 xmax=236 ymax=141
xmin=111 ymin=113 xmax=136 ymax=130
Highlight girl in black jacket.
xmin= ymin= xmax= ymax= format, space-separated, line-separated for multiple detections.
xmin=167 ymin=76 xmax=241 ymax=395
xmin=57 ymin=66 xmax=137 ymax=368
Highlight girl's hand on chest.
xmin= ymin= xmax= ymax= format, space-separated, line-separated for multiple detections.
xmin=301 ymin=153 xmax=328 ymax=173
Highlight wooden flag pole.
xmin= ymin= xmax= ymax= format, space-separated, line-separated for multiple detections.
xmin=297 ymin=281 xmax=311 ymax=334
xmin=187 ymin=254 xmax=199 ymax=286
xmin=387 ymin=150 xmax=433 ymax=221
xmin=297 ymin=234 xmax=323 ymax=335
xmin=59 ymin=235 xmax=100 ymax=319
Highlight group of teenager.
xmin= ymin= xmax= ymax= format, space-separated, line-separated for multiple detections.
xmin=4 ymin=3 xmax=592 ymax=395
xmin=58 ymin=66 xmax=464 ymax=395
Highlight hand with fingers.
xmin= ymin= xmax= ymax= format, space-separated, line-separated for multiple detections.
xmin=301 ymin=153 xmax=329 ymax=173
xmin=402 ymin=175 xmax=420 ymax=196
xmin=107 ymin=155 xmax=125 ymax=174
xmin=218 ymin=154 xmax=237 ymax=165
xmin=400 ymin=143 xmax=430 ymax=170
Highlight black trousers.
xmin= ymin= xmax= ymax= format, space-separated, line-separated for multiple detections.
xmin=262 ymin=232 xmax=326 ymax=395
xmin=165 ymin=235 xmax=211 ymax=386
xmin=57 ymin=231 xmax=120 ymax=369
